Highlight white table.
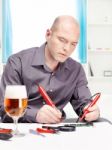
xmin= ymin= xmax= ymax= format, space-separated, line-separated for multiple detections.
xmin=0 ymin=120 xmax=112 ymax=150
xmin=1 ymin=94 xmax=112 ymax=150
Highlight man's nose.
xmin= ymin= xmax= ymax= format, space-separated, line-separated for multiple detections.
xmin=63 ymin=44 xmax=70 ymax=52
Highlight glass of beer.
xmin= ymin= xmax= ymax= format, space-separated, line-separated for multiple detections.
xmin=4 ymin=85 xmax=28 ymax=136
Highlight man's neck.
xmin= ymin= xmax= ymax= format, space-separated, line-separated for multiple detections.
xmin=45 ymin=46 xmax=59 ymax=71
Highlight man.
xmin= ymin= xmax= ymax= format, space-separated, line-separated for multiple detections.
xmin=0 ymin=15 xmax=100 ymax=123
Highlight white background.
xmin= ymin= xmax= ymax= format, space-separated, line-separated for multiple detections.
xmin=10 ymin=0 xmax=78 ymax=55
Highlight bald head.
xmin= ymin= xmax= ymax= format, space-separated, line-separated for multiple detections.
xmin=45 ymin=15 xmax=80 ymax=64
xmin=51 ymin=15 xmax=80 ymax=33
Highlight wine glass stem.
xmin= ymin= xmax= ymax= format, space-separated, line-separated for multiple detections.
xmin=13 ymin=117 xmax=19 ymax=135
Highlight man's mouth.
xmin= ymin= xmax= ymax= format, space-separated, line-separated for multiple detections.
xmin=59 ymin=53 xmax=67 ymax=57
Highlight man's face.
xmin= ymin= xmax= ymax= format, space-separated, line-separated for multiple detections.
xmin=46 ymin=23 xmax=80 ymax=63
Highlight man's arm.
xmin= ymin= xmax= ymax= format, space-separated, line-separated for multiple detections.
xmin=70 ymin=65 xmax=91 ymax=115
xmin=70 ymin=65 xmax=100 ymax=121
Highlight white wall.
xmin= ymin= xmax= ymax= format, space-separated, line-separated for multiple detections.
xmin=10 ymin=0 xmax=78 ymax=53
xmin=87 ymin=0 xmax=112 ymax=95
xmin=0 ymin=0 xmax=80 ymax=75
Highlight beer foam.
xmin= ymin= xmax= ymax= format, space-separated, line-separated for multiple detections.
xmin=5 ymin=85 xmax=27 ymax=99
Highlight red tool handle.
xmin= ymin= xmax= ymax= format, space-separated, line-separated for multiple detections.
xmin=38 ymin=85 xmax=55 ymax=107
xmin=0 ymin=128 xmax=12 ymax=134
xmin=36 ymin=128 xmax=56 ymax=133
xmin=79 ymin=93 xmax=101 ymax=121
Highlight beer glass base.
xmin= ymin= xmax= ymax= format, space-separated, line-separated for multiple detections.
xmin=12 ymin=130 xmax=26 ymax=137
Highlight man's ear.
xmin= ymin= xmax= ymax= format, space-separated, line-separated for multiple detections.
xmin=46 ymin=29 xmax=52 ymax=38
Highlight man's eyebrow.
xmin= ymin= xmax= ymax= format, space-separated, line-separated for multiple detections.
xmin=57 ymin=35 xmax=78 ymax=44
xmin=58 ymin=36 xmax=67 ymax=41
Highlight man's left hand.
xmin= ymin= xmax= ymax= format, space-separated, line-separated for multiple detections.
xmin=83 ymin=104 xmax=100 ymax=122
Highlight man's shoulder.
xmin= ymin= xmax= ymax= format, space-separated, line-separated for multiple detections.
xmin=12 ymin=47 xmax=39 ymax=58
xmin=66 ymin=57 xmax=82 ymax=69
xmin=66 ymin=58 xmax=85 ymax=76
xmin=6 ymin=47 xmax=39 ymax=66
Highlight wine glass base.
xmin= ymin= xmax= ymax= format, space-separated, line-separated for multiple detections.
xmin=12 ymin=130 xmax=26 ymax=137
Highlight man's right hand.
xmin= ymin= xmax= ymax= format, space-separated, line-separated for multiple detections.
xmin=36 ymin=105 xmax=62 ymax=124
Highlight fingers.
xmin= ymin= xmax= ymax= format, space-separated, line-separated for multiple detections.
xmin=36 ymin=105 xmax=62 ymax=124
xmin=88 ymin=104 xmax=98 ymax=111
xmin=84 ymin=105 xmax=100 ymax=122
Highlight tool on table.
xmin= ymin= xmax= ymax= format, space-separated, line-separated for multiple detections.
xmin=36 ymin=127 xmax=57 ymax=134
xmin=29 ymin=129 xmax=45 ymax=137
xmin=42 ymin=124 xmax=76 ymax=132
xmin=0 ymin=128 xmax=13 ymax=140
xmin=41 ymin=121 xmax=94 ymax=132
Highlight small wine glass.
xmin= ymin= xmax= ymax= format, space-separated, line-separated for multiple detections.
xmin=4 ymin=85 xmax=28 ymax=137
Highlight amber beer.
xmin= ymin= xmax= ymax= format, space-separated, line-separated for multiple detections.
xmin=4 ymin=85 xmax=28 ymax=136
xmin=4 ymin=98 xmax=28 ymax=117
xmin=4 ymin=85 xmax=28 ymax=118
